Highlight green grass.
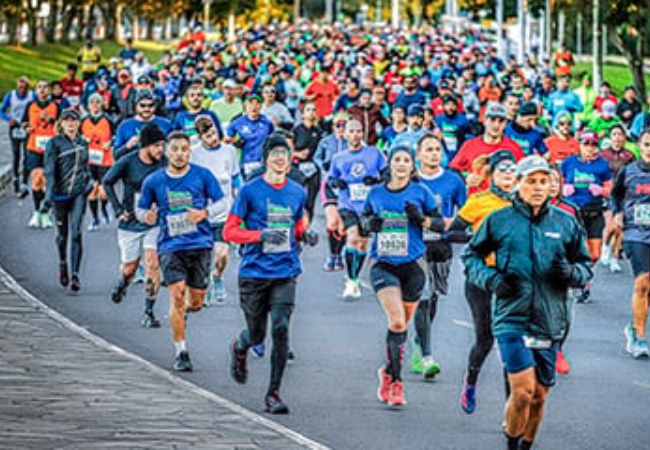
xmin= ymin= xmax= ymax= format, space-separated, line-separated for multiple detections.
xmin=572 ymin=61 xmax=650 ymax=95
xmin=0 ymin=40 xmax=170 ymax=97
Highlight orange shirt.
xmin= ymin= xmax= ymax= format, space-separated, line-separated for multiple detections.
xmin=545 ymin=135 xmax=580 ymax=165
xmin=24 ymin=100 xmax=59 ymax=154
xmin=81 ymin=114 xmax=114 ymax=167
xmin=304 ymin=80 xmax=340 ymax=119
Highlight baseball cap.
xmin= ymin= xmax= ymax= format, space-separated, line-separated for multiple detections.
xmin=407 ymin=104 xmax=425 ymax=117
xmin=135 ymin=89 xmax=155 ymax=104
xmin=518 ymin=102 xmax=538 ymax=117
xmin=262 ymin=134 xmax=290 ymax=162
xmin=602 ymin=100 xmax=616 ymax=117
xmin=580 ymin=130 xmax=599 ymax=144
xmin=484 ymin=102 xmax=508 ymax=120
xmin=438 ymin=79 xmax=452 ymax=90
xmin=60 ymin=108 xmax=80 ymax=121
xmin=442 ymin=94 xmax=457 ymax=104
xmin=489 ymin=150 xmax=516 ymax=172
xmin=244 ymin=91 xmax=262 ymax=103
xmin=516 ymin=155 xmax=551 ymax=179
xmin=223 ymin=79 xmax=238 ymax=89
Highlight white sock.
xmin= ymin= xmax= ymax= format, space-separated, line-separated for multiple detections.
xmin=174 ymin=341 xmax=187 ymax=355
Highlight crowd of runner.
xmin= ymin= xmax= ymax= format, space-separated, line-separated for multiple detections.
xmin=3 ymin=20 xmax=650 ymax=449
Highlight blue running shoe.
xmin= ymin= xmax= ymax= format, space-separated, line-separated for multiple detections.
xmin=461 ymin=376 xmax=476 ymax=414
xmin=251 ymin=343 xmax=266 ymax=358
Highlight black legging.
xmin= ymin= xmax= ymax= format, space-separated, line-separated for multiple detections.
xmin=303 ymin=171 xmax=321 ymax=221
xmin=465 ymin=279 xmax=494 ymax=385
xmin=9 ymin=132 xmax=28 ymax=187
xmin=53 ymin=194 xmax=88 ymax=274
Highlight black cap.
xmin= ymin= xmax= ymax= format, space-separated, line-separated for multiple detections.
xmin=60 ymin=108 xmax=79 ymax=121
xmin=262 ymin=134 xmax=290 ymax=162
xmin=442 ymin=94 xmax=457 ymax=104
xmin=518 ymin=101 xmax=538 ymax=117
xmin=135 ymin=89 xmax=155 ymax=104
xmin=139 ymin=124 xmax=166 ymax=148
xmin=407 ymin=104 xmax=424 ymax=117
xmin=489 ymin=149 xmax=516 ymax=172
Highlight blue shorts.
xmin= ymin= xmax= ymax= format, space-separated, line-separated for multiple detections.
xmin=25 ymin=151 xmax=44 ymax=173
xmin=497 ymin=332 xmax=558 ymax=387
xmin=623 ymin=241 xmax=650 ymax=278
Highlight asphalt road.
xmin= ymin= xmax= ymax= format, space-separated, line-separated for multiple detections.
xmin=1 ymin=192 xmax=649 ymax=450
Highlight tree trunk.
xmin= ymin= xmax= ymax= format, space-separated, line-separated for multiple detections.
xmin=611 ymin=28 xmax=647 ymax=100
xmin=45 ymin=1 xmax=59 ymax=43
xmin=146 ymin=19 xmax=154 ymax=40
xmin=28 ymin=12 xmax=38 ymax=46
xmin=60 ymin=6 xmax=77 ymax=45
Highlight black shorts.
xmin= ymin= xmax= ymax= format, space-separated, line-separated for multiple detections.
xmin=159 ymin=249 xmax=212 ymax=289
xmin=579 ymin=208 xmax=605 ymax=239
xmin=497 ymin=332 xmax=558 ymax=387
xmin=624 ymin=241 xmax=650 ymax=277
xmin=211 ymin=222 xmax=225 ymax=243
xmin=339 ymin=208 xmax=360 ymax=230
xmin=370 ymin=258 xmax=427 ymax=302
xmin=425 ymin=240 xmax=453 ymax=262
xmin=90 ymin=165 xmax=110 ymax=182
xmin=239 ymin=277 xmax=296 ymax=344
xmin=25 ymin=151 xmax=44 ymax=172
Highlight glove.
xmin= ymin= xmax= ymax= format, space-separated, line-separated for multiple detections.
xmin=363 ymin=175 xmax=383 ymax=186
xmin=302 ymin=229 xmax=319 ymax=247
xmin=40 ymin=200 xmax=52 ymax=214
xmin=261 ymin=229 xmax=288 ymax=245
xmin=588 ymin=183 xmax=603 ymax=196
xmin=489 ymin=272 xmax=519 ymax=298
xmin=232 ymin=135 xmax=246 ymax=149
xmin=405 ymin=201 xmax=425 ymax=226
xmin=428 ymin=210 xmax=446 ymax=232
xmin=562 ymin=184 xmax=575 ymax=197
xmin=327 ymin=177 xmax=348 ymax=190
xmin=359 ymin=213 xmax=383 ymax=237
xmin=547 ymin=255 xmax=574 ymax=286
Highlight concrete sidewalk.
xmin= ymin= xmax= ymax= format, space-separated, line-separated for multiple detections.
xmin=0 ymin=123 xmax=326 ymax=450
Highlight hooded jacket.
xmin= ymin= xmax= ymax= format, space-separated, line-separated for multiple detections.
xmin=44 ymin=133 xmax=92 ymax=202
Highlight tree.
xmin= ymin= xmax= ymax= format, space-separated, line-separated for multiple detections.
xmin=606 ymin=1 xmax=647 ymax=99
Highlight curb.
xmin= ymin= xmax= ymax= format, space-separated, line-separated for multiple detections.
xmin=0 ymin=234 xmax=329 ymax=450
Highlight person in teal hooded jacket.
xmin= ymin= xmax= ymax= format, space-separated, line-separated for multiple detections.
xmin=462 ymin=155 xmax=592 ymax=450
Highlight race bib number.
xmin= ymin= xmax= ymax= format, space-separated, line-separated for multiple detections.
xmin=349 ymin=183 xmax=370 ymax=202
xmin=166 ymin=213 xmax=197 ymax=237
xmin=263 ymin=228 xmax=291 ymax=254
xmin=442 ymin=135 xmax=458 ymax=153
xmin=88 ymin=149 xmax=104 ymax=165
xmin=35 ymin=136 xmax=51 ymax=152
xmin=377 ymin=231 xmax=408 ymax=257
xmin=633 ymin=204 xmax=650 ymax=226
xmin=11 ymin=127 xmax=27 ymax=140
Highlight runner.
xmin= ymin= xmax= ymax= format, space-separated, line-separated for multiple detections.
xmin=447 ymin=150 xmax=518 ymax=414
xmin=103 ymin=124 xmax=167 ymax=327
xmin=544 ymin=111 xmax=579 ymax=165
xmin=191 ymin=116 xmax=241 ymax=305
xmin=504 ymin=101 xmax=548 ymax=157
xmin=434 ymin=94 xmax=471 ymax=164
xmin=42 ymin=109 xmax=92 ymax=292
xmin=0 ymin=75 xmax=33 ymax=198
xmin=209 ymin=79 xmax=243 ymax=130
xmin=327 ymin=119 xmax=388 ymax=299
xmin=21 ymin=79 xmax=60 ymax=228
xmin=172 ymin=80 xmax=223 ymax=144
xmin=411 ymin=134 xmax=467 ymax=379
xmin=293 ymin=101 xmax=325 ymax=221
xmin=224 ymin=133 xmax=318 ymax=414
xmin=463 ymin=155 xmax=592 ymax=450
xmin=137 ymin=131 xmax=224 ymax=371
xmin=361 ymin=144 xmax=444 ymax=406
xmin=611 ymin=130 xmax=650 ymax=359
xmin=81 ymin=93 xmax=114 ymax=231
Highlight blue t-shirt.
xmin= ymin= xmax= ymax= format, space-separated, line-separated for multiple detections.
xmin=172 ymin=109 xmax=223 ymax=139
xmin=434 ymin=113 xmax=471 ymax=161
xmin=364 ymin=182 xmax=437 ymax=264
xmin=231 ymin=177 xmax=306 ymax=279
xmin=227 ymin=114 xmax=275 ymax=165
xmin=560 ymin=155 xmax=612 ymax=207
xmin=418 ymin=169 xmax=467 ymax=218
xmin=138 ymin=164 xmax=224 ymax=254
xmin=114 ymin=116 xmax=172 ymax=160
xmin=329 ymin=146 xmax=388 ymax=214
xmin=504 ymin=124 xmax=548 ymax=156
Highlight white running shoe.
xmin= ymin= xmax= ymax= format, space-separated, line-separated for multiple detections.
xmin=28 ymin=212 xmax=40 ymax=228
xmin=342 ymin=278 xmax=361 ymax=299
xmin=609 ymin=259 xmax=622 ymax=273
xmin=600 ymin=243 xmax=612 ymax=267
xmin=40 ymin=212 xmax=54 ymax=228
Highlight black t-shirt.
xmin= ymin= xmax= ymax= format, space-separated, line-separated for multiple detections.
xmin=293 ymin=123 xmax=325 ymax=161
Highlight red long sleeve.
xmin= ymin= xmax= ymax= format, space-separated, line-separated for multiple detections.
xmin=294 ymin=216 xmax=308 ymax=241
xmin=223 ymin=213 xmax=263 ymax=244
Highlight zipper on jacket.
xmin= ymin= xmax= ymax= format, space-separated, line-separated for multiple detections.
xmin=68 ymin=138 xmax=80 ymax=196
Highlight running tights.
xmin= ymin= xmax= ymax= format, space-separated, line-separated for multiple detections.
xmin=465 ymin=280 xmax=494 ymax=385
xmin=53 ymin=194 xmax=87 ymax=274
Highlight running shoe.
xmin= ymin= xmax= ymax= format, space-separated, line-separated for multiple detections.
xmin=410 ymin=342 xmax=423 ymax=374
xmin=18 ymin=184 xmax=29 ymax=199
xmin=609 ymin=259 xmax=622 ymax=273
xmin=288 ymin=350 xmax=295 ymax=361
xmin=58 ymin=262 xmax=69 ymax=288
xmin=574 ymin=286 xmax=591 ymax=304
xmin=632 ymin=338 xmax=650 ymax=359
xmin=70 ymin=274 xmax=81 ymax=292
xmin=40 ymin=212 xmax=54 ymax=228
xmin=264 ymin=390 xmax=289 ymax=414
xmin=342 ymin=278 xmax=361 ymax=300
xmin=333 ymin=255 xmax=345 ymax=271
xmin=132 ymin=264 xmax=145 ymax=285
xmin=422 ymin=356 xmax=441 ymax=380
xmin=173 ymin=351 xmax=193 ymax=372
xmin=624 ymin=323 xmax=636 ymax=354
xmin=377 ymin=366 xmax=391 ymax=403
xmin=212 ymin=277 xmax=226 ymax=302
xmin=141 ymin=312 xmax=161 ymax=328
xmin=599 ymin=243 xmax=611 ymax=267
xmin=461 ymin=376 xmax=477 ymax=414
xmin=555 ymin=350 xmax=571 ymax=375
xmin=388 ymin=380 xmax=406 ymax=407
xmin=87 ymin=219 xmax=100 ymax=232
xmin=230 ymin=339 xmax=248 ymax=384
xmin=28 ymin=211 xmax=40 ymax=228
xmin=251 ymin=343 xmax=266 ymax=358
xmin=111 ymin=279 xmax=128 ymax=304
xmin=322 ymin=256 xmax=335 ymax=271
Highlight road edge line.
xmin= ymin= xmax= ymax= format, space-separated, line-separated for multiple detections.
xmin=0 ymin=264 xmax=330 ymax=450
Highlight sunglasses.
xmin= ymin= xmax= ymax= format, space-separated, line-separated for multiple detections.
xmin=139 ymin=102 xmax=155 ymax=108
xmin=581 ymin=141 xmax=598 ymax=146
xmin=496 ymin=162 xmax=517 ymax=173
xmin=334 ymin=121 xmax=347 ymax=128
xmin=558 ymin=120 xmax=571 ymax=126
xmin=264 ymin=89 xmax=276 ymax=94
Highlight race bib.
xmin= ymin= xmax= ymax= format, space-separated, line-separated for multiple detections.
xmin=349 ymin=183 xmax=370 ymax=202
xmin=35 ymin=136 xmax=52 ymax=152
xmin=442 ymin=135 xmax=458 ymax=153
xmin=88 ymin=149 xmax=104 ymax=165
xmin=298 ymin=161 xmax=318 ymax=179
xmin=262 ymin=227 xmax=291 ymax=254
xmin=378 ymin=231 xmax=408 ymax=256
xmin=67 ymin=96 xmax=80 ymax=107
xmin=243 ymin=161 xmax=263 ymax=179
xmin=167 ymin=213 xmax=197 ymax=237
xmin=633 ymin=204 xmax=650 ymax=226
xmin=11 ymin=127 xmax=27 ymax=140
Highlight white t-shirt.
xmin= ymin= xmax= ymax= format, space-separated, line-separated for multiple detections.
xmin=190 ymin=141 xmax=240 ymax=223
